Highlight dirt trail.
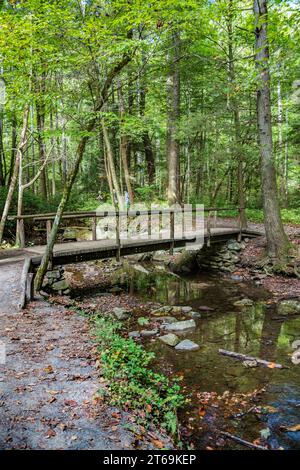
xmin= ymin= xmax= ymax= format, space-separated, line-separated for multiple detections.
xmin=0 ymin=296 xmax=138 ymax=449
xmin=0 ymin=261 xmax=23 ymax=313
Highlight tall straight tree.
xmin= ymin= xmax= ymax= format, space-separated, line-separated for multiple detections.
xmin=166 ymin=30 xmax=181 ymax=206
xmin=254 ymin=0 xmax=288 ymax=261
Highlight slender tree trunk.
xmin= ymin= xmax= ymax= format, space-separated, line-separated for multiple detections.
xmin=8 ymin=114 xmax=17 ymax=186
xmin=227 ymin=0 xmax=247 ymax=228
xmin=102 ymin=119 xmax=123 ymax=208
xmin=0 ymin=111 xmax=5 ymax=186
xmin=254 ymin=0 xmax=288 ymax=261
xmin=35 ymin=71 xmax=48 ymax=200
xmin=139 ymin=75 xmax=155 ymax=184
xmin=50 ymin=110 xmax=56 ymax=196
xmin=167 ymin=30 xmax=181 ymax=206
xmin=117 ymin=81 xmax=134 ymax=204
xmin=0 ymin=105 xmax=29 ymax=244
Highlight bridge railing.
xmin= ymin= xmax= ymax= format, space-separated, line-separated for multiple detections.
xmin=8 ymin=206 xmax=244 ymax=255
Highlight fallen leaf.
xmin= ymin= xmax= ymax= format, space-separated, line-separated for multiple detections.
xmin=198 ymin=406 xmax=206 ymax=417
xmin=284 ymin=424 xmax=300 ymax=432
xmin=152 ymin=439 xmax=164 ymax=449
xmin=64 ymin=400 xmax=78 ymax=407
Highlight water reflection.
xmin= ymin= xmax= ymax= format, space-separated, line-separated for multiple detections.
xmin=111 ymin=263 xmax=300 ymax=449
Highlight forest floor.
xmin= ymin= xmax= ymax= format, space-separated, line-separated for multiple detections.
xmin=0 ymin=262 xmax=173 ymax=450
xmin=231 ymin=220 xmax=300 ymax=298
xmin=1 ymin=221 xmax=299 ymax=450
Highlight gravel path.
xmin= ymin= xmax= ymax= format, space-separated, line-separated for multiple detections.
xmin=0 ymin=288 xmax=136 ymax=449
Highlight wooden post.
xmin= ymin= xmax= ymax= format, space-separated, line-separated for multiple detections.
xmin=159 ymin=211 xmax=162 ymax=239
xmin=207 ymin=210 xmax=211 ymax=247
xmin=116 ymin=212 xmax=121 ymax=261
xmin=46 ymin=219 xmax=52 ymax=244
xmin=148 ymin=210 xmax=151 ymax=240
xmin=238 ymin=207 xmax=242 ymax=242
xmin=92 ymin=216 xmax=97 ymax=241
xmin=19 ymin=219 xmax=25 ymax=248
xmin=170 ymin=210 xmax=175 ymax=255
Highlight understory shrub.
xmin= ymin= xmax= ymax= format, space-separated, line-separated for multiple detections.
xmin=91 ymin=314 xmax=184 ymax=435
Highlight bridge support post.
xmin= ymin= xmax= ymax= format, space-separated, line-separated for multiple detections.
xmin=19 ymin=219 xmax=25 ymax=248
xmin=169 ymin=210 xmax=175 ymax=255
xmin=46 ymin=219 xmax=52 ymax=244
xmin=116 ymin=212 xmax=121 ymax=261
xmin=92 ymin=216 xmax=97 ymax=241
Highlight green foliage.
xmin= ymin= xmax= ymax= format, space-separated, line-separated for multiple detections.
xmin=92 ymin=314 xmax=184 ymax=434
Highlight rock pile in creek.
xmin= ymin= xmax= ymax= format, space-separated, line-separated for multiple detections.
xmin=125 ymin=305 xmax=201 ymax=352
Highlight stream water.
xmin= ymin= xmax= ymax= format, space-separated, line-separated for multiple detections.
xmin=77 ymin=262 xmax=300 ymax=449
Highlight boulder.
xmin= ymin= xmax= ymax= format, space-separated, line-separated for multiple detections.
xmin=164 ymin=319 xmax=196 ymax=332
xmin=227 ymin=242 xmax=241 ymax=251
xmin=46 ymin=270 xmax=61 ymax=279
xmin=234 ymin=298 xmax=254 ymax=307
xmin=159 ymin=333 xmax=180 ymax=347
xmin=141 ymin=329 xmax=158 ymax=337
xmin=181 ymin=306 xmax=193 ymax=313
xmin=155 ymin=316 xmax=178 ymax=324
xmin=128 ymin=331 xmax=140 ymax=338
xmin=52 ymin=279 xmax=69 ymax=291
xmin=175 ymin=339 xmax=199 ymax=351
xmin=132 ymin=264 xmax=150 ymax=274
xmin=188 ymin=311 xmax=201 ymax=319
xmin=277 ymin=300 xmax=300 ymax=316
xmin=112 ymin=307 xmax=132 ymax=320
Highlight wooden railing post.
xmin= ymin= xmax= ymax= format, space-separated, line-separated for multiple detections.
xmin=19 ymin=219 xmax=25 ymax=248
xmin=46 ymin=219 xmax=52 ymax=244
xmin=92 ymin=216 xmax=97 ymax=241
xmin=170 ymin=210 xmax=175 ymax=255
xmin=116 ymin=212 xmax=121 ymax=261
xmin=207 ymin=210 xmax=211 ymax=247
xmin=238 ymin=207 xmax=242 ymax=242
xmin=148 ymin=210 xmax=151 ymax=240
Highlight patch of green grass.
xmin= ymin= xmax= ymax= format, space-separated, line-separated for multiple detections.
xmin=219 ymin=208 xmax=300 ymax=225
xmin=91 ymin=313 xmax=184 ymax=435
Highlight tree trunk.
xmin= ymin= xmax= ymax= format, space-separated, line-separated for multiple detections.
xmin=117 ymin=81 xmax=134 ymax=204
xmin=36 ymin=73 xmax=47 ymax=199
xmin=102 ymin=119 xmax=124 ymax=208
xmin=167 ymin=30 xmax=181 ymax=206
xmin=227 ymin=0 xmax=247 ymax=229
xmin=254 ymin=0 xmax=288 ymax=261
xmin=34 ymin=53 xmax=132 ymax=291
xmin=0 ymin=105 xmax=29 ymax=244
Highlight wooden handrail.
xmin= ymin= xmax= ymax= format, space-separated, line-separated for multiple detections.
xmin=8 ymin=206 xmax=242 ymax=221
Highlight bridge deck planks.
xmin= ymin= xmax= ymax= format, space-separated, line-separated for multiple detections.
xmin=19 ymin=227 xmax=260 ymax=268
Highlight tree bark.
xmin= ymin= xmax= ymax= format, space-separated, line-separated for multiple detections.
xmin=36 ymin=71 xmax=48 ymax=200
xmin=227 ymin=0 xmax=247 ymax=229
xmin=117 ymin=81 xmax=134 ymax=204
xmin=254 ymin=0 xmax=288 ymax=261
xmin=167 ymin=30 xmax=181 ymax=206
xmin=102 ymin=118 xmax=124 ymax=208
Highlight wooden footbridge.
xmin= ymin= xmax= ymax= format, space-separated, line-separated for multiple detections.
xmin=4 ymin=206 xmax=260 ymax=307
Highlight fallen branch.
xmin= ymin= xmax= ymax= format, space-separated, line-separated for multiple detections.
xmin=219 ymin=431 xmax=267 ymax=450
xmin=218 ymin=349 xmax=283 ymax=369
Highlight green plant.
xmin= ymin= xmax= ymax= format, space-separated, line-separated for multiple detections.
xmin=91 ymin=314 xmax=184 ymax=435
